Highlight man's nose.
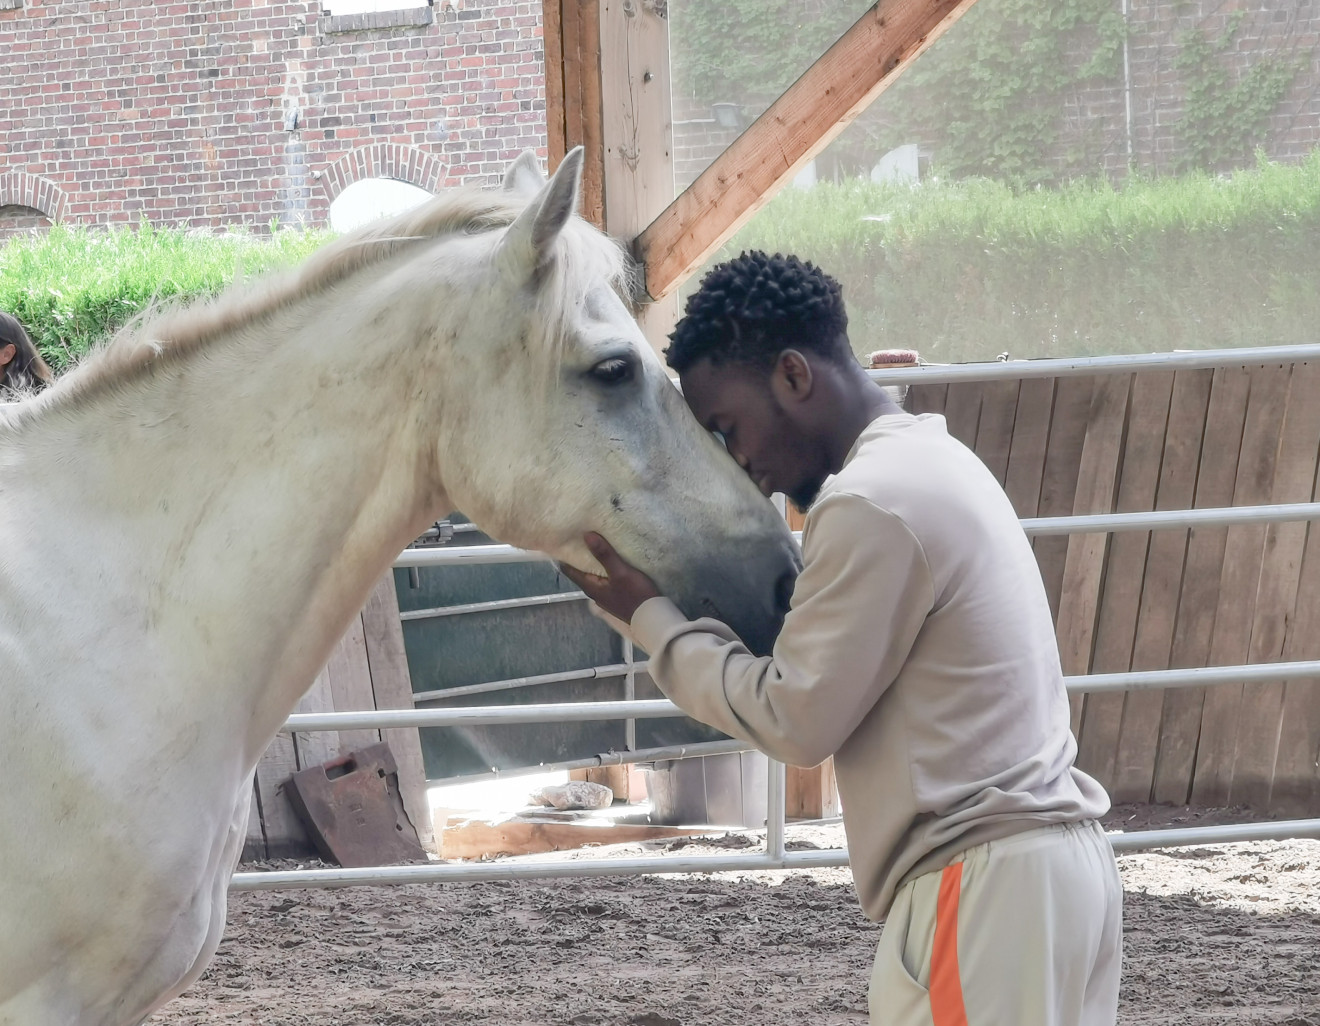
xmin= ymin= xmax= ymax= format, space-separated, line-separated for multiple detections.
xmin=730 ymin=448 xmax=749 ymax=470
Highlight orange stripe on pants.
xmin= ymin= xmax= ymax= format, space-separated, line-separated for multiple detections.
xmin=930 ymin=863 xmax=969 ymax=1026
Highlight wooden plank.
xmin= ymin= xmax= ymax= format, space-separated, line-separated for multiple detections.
xmin=598 ymin=0 xmax=678 ymax=352
xmin=253 ymin=732 xmax=313 ymax=857
xmin=635 ymin=0 xmax=980 ymax=301
xmin=362 ymin=571 xmax=434 ymax=850
xmin=907 ymin=382 xmax=948 ymax=418
xmin=292 ymin=664 xmax=341 ymax=773
xmin=941 ymin=380 xmax=984 ymax=449
xmin=325 ymin=613 xmax=383 ymax=756
xmin=542 ymin=0 xmax=566 ymax=168
xmin=1189 ymin=363 xmax=1290 ymax=806
xmin=1034 ymin=376 xmax=1096 ymax=621
xmin=1230 ymin=361 xmax=1320 ymax=807
xmin=241 ymin=773 xmax=266 ymax=862
xmin=1151 ymin=366 xmax=1252 ymax=804
xmin=1111 ymin=368 xmax=1214 ymax=802
xmin=1270 ymin=492 xmax=1320 ymax=815
xmin=1002 ymin=377 xmax=1056 ymax=519
xmin=438 ymin=815 xmax=707 ymax=860
xmin=1054 ymin=374 xmax=1131 ymax=739
xmin=785 ymin=758 xmax=840 ymax=820
xmin=1075 ymin=371 xmax=1173 ymax=790
xmin=971 ymin=378 xmax=1020 ymax=486
xmin=558 ymin=0 xmax=604 ymax=226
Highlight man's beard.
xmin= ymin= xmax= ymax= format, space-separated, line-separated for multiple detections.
xmin=787 ymin=473 xmax=826 ymax=514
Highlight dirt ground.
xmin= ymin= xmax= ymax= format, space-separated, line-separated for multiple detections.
xmin=150 ymin=804 xmax=1320 ymax=1026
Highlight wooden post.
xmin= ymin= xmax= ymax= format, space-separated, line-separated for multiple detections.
xmin=635 ymin=0 xmax=980 ymax=302
xmin=598 ymin=0 xmax=679 ymax=354
xmin=543 ymin=0 xmax=605 ymax=228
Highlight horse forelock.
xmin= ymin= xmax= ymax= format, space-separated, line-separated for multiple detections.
xmin=49 ymin=186 xmax=626 ymax=407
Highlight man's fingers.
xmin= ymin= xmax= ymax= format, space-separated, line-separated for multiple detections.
xmin=583 ymin=531 xmax=620 ymax=570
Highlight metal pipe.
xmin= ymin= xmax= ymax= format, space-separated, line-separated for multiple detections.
xmin=1107 ymin=817 xmax=1320 ymax=852
xmin=395 ymin=544 xmax=551 ymax=569
xmin=393 ymin=501 xmax=1320 ymax=571
xmin=424 ymin=738 xmax=756 ymax=786
xmin=281 ymin=660 xmax=1320 ymax=732
xmin=865 ymin=343 xmax=1320 ymax=386
xmin=411 ymin=664 xmax=631 ymax=704
xmin=399 ymin=591 xmax=585 ymax=621
xmin=623 ymin=637 xmax=637 ymax=753
xmin=281 ymin=698 xmax=683 ymax=733
xmin=1075 ymin=660 xmax=1320 ymax=694
xmin=766 ymin=759 xmax=786 ymax=861
xmin=1022 ymin=502 xmax=1320 ymax=536
xmin=229 ymin=817 xmax=1320 ymax=891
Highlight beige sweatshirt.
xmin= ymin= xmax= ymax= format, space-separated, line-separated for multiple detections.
xmin=631 ymin=411 xmax=1110 ymax=921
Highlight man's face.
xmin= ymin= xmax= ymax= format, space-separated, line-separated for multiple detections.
xmin=679 ymin=356 xmax=830 ymax=511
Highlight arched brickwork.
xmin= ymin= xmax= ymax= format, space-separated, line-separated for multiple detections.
xmin=0 ymin=173 xmax=68 ymax=224
xmin=318 ymin=143 xmax=447 ymax=204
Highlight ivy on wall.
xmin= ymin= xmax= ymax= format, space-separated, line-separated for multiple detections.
xmin=1173 ymin=13 xmax=1306 ymax=173
xmin=670 ymin=0 xmax=1313 ymax=187
xmin=866 ymin=0 xmax=1125 ymax=186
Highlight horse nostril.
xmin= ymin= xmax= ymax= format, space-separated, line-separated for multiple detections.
xmin=774 ymin=570 xmax=796 ymax=617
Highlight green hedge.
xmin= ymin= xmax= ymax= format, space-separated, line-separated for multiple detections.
xmin=6 ymin=154 xmax=1319 ymax=371
xmin=0 ymin=223 xmax=329 ymax=369
xmin=713 ymin=151 xmax=1320 ymax=365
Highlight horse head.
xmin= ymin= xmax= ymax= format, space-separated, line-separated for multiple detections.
xmin=433 ymin=149 xmax=801 ymax=656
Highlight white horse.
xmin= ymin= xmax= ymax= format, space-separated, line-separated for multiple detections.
xmin=0 ymin=148 xmax=800 ymax=1026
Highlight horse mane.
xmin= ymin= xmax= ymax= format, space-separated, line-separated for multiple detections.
xmin=47 ymin=185 xmax=631 ymax=407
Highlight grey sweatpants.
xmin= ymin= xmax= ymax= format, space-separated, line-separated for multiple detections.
xmin=869 ymin=820 xmax=1123 ymax=1026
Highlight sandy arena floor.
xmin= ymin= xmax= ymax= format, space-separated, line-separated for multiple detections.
xmin=149 ymin=805 xmax=1320 ymax=1025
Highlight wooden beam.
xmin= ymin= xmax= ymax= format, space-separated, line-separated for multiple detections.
xmin=598 ymin=0 xmax=679 ymax=352
xmin=635 ymin=0 xmax=979 ymax=301
xmin=545 ymin=0 xmax=605 ymax=228
xmin=542 ymin=0 xmax=567 ymax=168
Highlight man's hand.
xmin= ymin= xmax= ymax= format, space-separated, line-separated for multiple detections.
xmin=559 ymin=532 xmax=661 ymax=625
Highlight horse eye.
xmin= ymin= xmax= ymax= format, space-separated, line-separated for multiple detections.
xmin=590 ymin=357 xmax=634 ymax=385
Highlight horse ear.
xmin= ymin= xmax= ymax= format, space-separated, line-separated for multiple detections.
xmin=502 ymin=149 xmax=546 ymax=199
xmin=500 ymin=146 xmax=584 ymax=278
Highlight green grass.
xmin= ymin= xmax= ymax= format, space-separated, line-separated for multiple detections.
xmin=713 ymin=150 xmax=1320 ymax=364
xmin=0 ymin=222 xmax=330 ymax=368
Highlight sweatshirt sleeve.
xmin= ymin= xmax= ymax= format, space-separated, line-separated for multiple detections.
xmin=631 ymin=491 xmax=935 ymax=768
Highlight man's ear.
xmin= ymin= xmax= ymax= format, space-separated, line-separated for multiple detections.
xmin=770 ymin=349 xmax=814 ymax=405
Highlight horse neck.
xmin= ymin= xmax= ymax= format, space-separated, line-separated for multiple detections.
xmin=14 ymin=291 xmax=450 ymax=761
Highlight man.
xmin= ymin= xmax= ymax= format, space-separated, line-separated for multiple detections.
xmin=560 ymin=251 xmax=1122 ymax=1026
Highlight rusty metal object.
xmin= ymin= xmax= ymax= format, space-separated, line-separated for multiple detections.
xmin=286 ymin=742 xmax=427 ymax=868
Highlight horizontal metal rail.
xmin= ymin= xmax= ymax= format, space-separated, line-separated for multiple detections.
xmin=400 ymin=591 xmax=584 ymax=622
xmin=865 ymin=342 xmax=1320 ymax=386
xmin=412 ymin=663 xmax=631 ymax=704
xmin=393 ymin=502 xmax=1320 ymax=570
xmin=282 ymin=660 xmax=1320 ymax=732
xmin=230 ymin=817 xmax=1320 ymax=891
xmin=282 ymin=698 xmax=683 ymax=733
xmin=1022 ymin=502 xmax=1320 ymax=536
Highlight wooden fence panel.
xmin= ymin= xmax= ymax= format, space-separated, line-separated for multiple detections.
xmin=1111 ymin=368 xmax=1213 ymax=802
xmin=1076 ymin=371 xmax=1172 ymax=789
xmin=1035 ymin=377 xmax=1097 ymax=621
xmin=1055 ymin=374 xmax=1131 ymax=736
xmin=1189 ymin=363 xmax=1291 ymax=807
xmin=923 ymin=359 xmax=1320 ymax=813
xmin=1002 ymin=377 xmax=1056 ymax=519
xmin=1151 ymin=366 xmax=1251 ymax=804
xmin=1229 ymin=361 xmax=1320 ymax=806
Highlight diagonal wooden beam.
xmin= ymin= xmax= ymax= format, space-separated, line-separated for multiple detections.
xmin=634 ymin=0 xmax=980 ymax=301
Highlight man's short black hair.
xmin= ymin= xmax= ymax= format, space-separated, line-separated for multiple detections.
xmin=665 ymin=250 xmax=850 ymax=374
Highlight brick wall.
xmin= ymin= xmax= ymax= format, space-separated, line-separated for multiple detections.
xmin=668 ymin=0 xmax=1320 ymax=186
xmin=0 ymin=0 xmax=546 ymax=237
